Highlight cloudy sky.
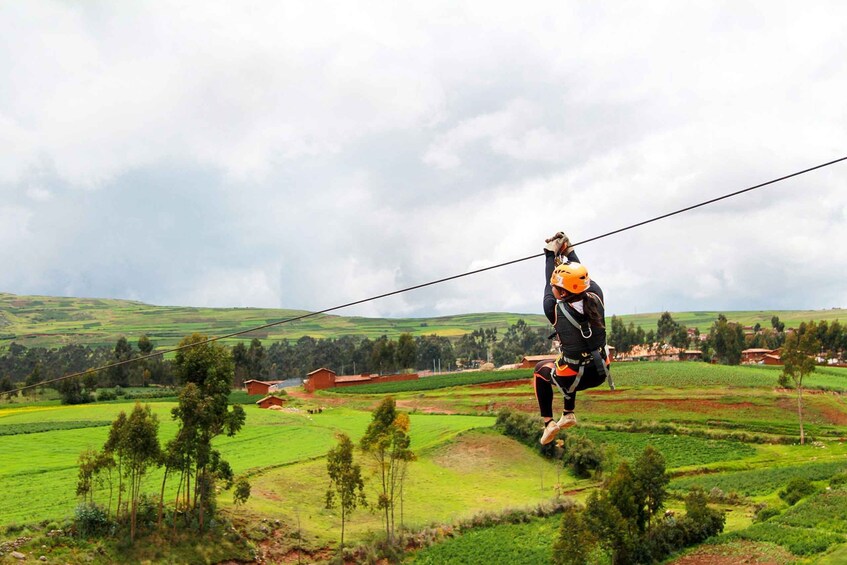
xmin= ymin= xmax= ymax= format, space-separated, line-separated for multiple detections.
xmin=2 ymin=1 xmax=846 ymax=319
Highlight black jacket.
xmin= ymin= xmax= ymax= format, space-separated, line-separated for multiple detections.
xmin=543 ymin=250 xmax=607 ymax=357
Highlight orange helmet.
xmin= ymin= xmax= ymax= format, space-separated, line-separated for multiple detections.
xmin=550 ymin=262 xmax=590 ymax=294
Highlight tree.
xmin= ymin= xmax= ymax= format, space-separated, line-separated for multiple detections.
xmin=781 ymin=322 xmax=820 ymax=445
xmin=247 ymin=338 xmax=267 ymax=380
xmin=137 ymin=335 xmax=154 ymax=355
xmin=168 ymin=334 xmax=246 ymax=530
xmin=233 ymin=476 xmax=251 ymax=506
xmin=371 ymin=336 xmax=397 ymax=375
xmin=657 ymin=312 xmax=678 ymax=343
xmin=396 ymin=334 xmax=417 ymax=371
xmin=232 ymin=342 xmax=249 ymax=386
xmin=106 ymin=337 xmax=133 ymax=387
xmin=563 ymin=434 xmax=602 ymax=478
xmin=122 ymin=403 xmax=161 ymax=542
xmin=24 ymin=363 xmax=43 ymax=397
xmin=57 ymin=376 xmax=92 ymax=405
xmin=0 ymin=376 xmax=13 ymax=395
xmin=325 ymin=433 xmax=366 ymax=549
xmin=633 ymin=446 xmax=669 ymax=532
xmin=670 ymin=325 xmax=690 ymax=350
xmin=359 ymin=397 xmax=415 ymax=543
xmin=552 ymin=504 xmax=595 ymax=565
xmin=708 ymin=315 xmax=744 ymax=365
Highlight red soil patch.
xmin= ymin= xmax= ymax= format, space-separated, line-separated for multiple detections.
xmin=285 ymin=388 xmax=348 ymax=407
xmin=819 ymin=404 xmax=847 ymax=425
xmin=474 ymin=400 xmax=538 ymax=413
xmin=395 ymin=399 xmax=459 ymax=414
xmin=474 ymin=379 xmax=530 ymax=389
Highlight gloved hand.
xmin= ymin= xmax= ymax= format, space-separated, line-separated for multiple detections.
xmin=544 ymin=232 xmax=572 ymax=255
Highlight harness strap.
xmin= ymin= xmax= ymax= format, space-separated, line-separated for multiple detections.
xmin=558 ymin=302 xmax=592 ymax=338
xmin=550 ymin=364 xmax=584 ymax=400
xmin=554 ymin=299 xmax=614 ymax=393
xmin=592 ymin=348 xmax=615 ymax=390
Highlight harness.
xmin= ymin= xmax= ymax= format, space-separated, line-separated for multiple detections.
xmin=552 ymin=300 xmax=615 ymax=399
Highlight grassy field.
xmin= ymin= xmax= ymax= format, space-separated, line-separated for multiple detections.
xmin=3 ymin=291 xmax=845 ymax=351
xmin=3 ymin=360 xmax=847 ymax=563
xmin=0 ymin=292 xmax=549 ymax=350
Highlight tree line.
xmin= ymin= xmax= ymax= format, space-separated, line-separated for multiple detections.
xmin=608 ymin=313 xmax=847 ymax=365
xmin=0 ymin=319 xmax=554 ymax=398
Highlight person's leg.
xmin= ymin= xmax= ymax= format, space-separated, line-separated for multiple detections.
xmin=533 ymin=362 xmax=555 ymax=422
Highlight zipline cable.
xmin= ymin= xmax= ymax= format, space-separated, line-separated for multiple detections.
xmin=14 ymin=154 xmax=847 ymax=394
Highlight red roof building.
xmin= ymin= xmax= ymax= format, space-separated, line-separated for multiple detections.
xmin=256 ymin=395 xmax=285 ymax=409
xmin=741 ymin=349 xmax=774 ymax=364
xmin=245 ymin=380 xmax=273 ymax=396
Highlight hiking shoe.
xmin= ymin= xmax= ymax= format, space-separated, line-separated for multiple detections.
xmin=540 ymin=420 xmax=560 ymax=445
xmin=557 ymin=412 xmax=577 ymax=429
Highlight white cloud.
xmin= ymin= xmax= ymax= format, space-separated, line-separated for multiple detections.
xmin=2 ymin=0 xmax=847 ymax=319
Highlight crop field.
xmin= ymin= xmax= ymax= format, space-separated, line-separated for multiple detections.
xmin=577 ymin=429 xmax=758 ymax=468
xmin=409 ymin=515 xmax=562 ymax=564
xmin=669 ymin=460 xmax=847 ymax=497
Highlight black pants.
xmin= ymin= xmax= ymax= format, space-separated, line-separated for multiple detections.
xmin=533 ymin=360 xmax=607 ymax=417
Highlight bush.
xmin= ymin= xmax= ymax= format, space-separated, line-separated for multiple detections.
xmin=562 ymin=434 xmax=602 ymax=478
xmin=495 ymin=408 xmax=557 ymax=458
xmin=74 ymin=503 xmax=112 ymax=537
xmin=829 ymin=473 xmax=847 ymax=488
xmin=97 ymin=390 xmax=117 ymax=401
xmin=779 ymin=477 xmax=816 ymax=506
xmin=754 ymin=505 xmax=781 ymax=522
xmin=679 ymin=487 xmax=725 ymax=544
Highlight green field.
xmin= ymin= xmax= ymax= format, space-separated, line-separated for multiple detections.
xmin=3 ymin=360 xmax=847 ymax=563
xmin=3 ymin=291 xmax=845 ymax=350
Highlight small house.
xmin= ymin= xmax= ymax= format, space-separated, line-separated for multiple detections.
xmin=256 ymin=395 xmax=285 ymax=409
xmin=519 ymin=354 xmax=558 ymax=369
xmin=245 ymin=379 xmax=273 ymax=396
xmin=304 ymin=368 xmax=337 ymax=392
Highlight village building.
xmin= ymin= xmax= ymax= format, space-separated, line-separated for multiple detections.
xmin=256 ymin=395 xmax=285 ymax=409
xmin=303 ymin=367 xmax=419 ymax=392
xmin=616 ymin=344 xmax=694 ymax=362
xmin=244 ymin=379 xmax=273 ymax=396
xmin=741 ymin=348 xmax=774 ymax=364
xmin=679 ymin=350 xmax=704 ymax=361
xmin=519 ymin=354 xmax=557 ymax=368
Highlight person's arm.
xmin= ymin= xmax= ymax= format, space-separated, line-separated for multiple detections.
xmin=543 ymin=250 xmax=557 ymax=324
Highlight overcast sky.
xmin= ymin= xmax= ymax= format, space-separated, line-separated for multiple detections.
xmin=2 ymin=1 xmax=846 ymax=319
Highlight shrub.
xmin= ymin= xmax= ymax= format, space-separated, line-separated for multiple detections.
xmin=74 ymin=503 xmax=112 ymax=537
xmin=779 ymin=477 xmax=816 ymax=506
xmin=562 ymin=434 xmax=602 ymax=478
xmin=97 ymin=390 xmax=117 ymax=401
xmin=495 ymin=408 xmax=557 ymax=458
xmin=754 ymin=505 xmax=781 ymax=522
xmin=678 ymin=487 xmax=725 ymax=544
xmin=829 ymin=473 xmax=847 ymax=488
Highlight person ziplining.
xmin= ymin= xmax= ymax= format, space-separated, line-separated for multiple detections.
xmin=534 ymin=231 xmax=613 ymax=445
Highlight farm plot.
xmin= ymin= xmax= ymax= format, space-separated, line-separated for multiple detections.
xmin=576 ymin=429 xmax=758 ymax=468
xmin=409 ymin=515 xmax=561 ymax=565
xmin=669 ymin=460 xmax=847 ymax=497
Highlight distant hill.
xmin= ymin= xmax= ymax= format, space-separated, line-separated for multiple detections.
xmin=1 ymin=292 xmax=845 ymax=351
